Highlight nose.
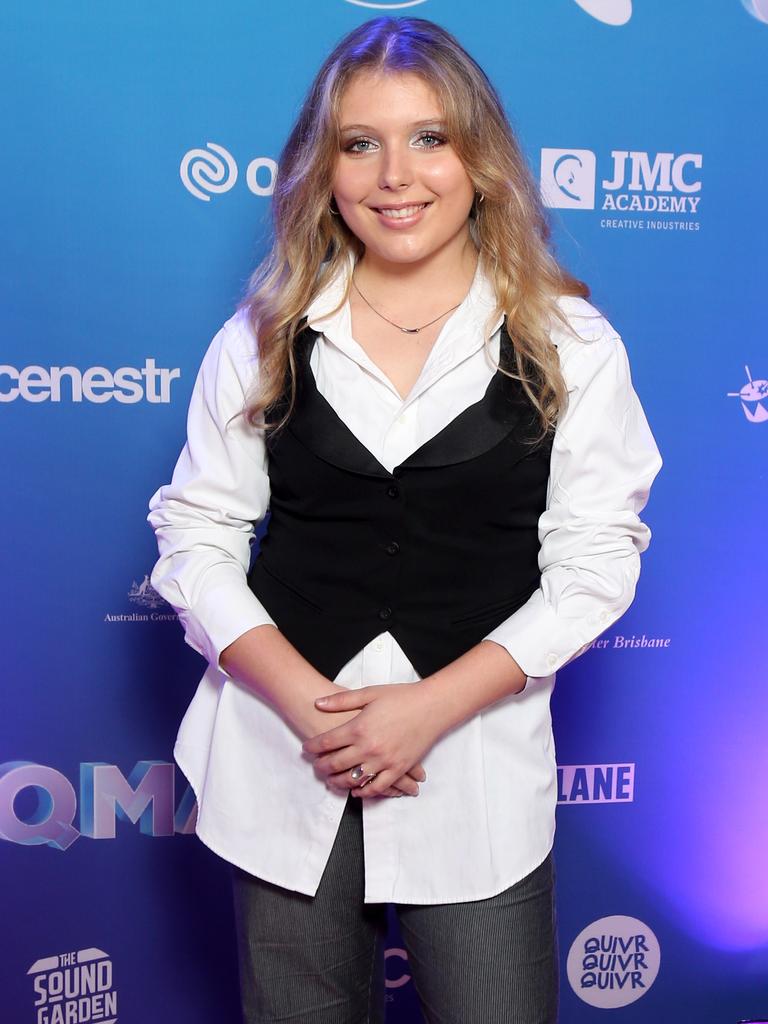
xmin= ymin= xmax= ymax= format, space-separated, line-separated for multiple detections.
xmin=378 ymin=143 xmax=413 ymax=191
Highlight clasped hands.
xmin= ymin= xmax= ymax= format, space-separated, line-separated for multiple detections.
xmin=301 ymin=682 xmax=442 ymax=799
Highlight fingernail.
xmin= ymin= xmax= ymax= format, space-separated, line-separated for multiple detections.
xmin=315 ymin=697 xmax=328 ymax=706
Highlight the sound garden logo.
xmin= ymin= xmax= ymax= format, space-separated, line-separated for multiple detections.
xmin=567 ymin=916 xmax=660 ymax=1007
xmin=28 ymin=947 xmax=117 ymax=1023
xmin=540 ymin=148 xmax=702 ymax=232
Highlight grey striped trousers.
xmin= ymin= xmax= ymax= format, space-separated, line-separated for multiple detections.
xmin=230 ymin=792 xmax=559 ymax=1023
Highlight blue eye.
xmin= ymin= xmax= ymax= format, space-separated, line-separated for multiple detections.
xmin=415 ymin=132 xmax=446 ymax=148
xmin=344 ymin=138 xmax=374 ymax=154
xmin=342 ymin=132 xmax=447 ymax=155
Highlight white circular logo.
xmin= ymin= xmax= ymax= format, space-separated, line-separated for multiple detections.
xmin=179 ymin=142 xmax=238 ymax=201
xmin=566 ymin=915 xmax=660 ymax=1008
xmin=742 ymin=0 xmax=768 ymax=25
xmin=573 ymin=0 xmax=632 ymax=26
xmin=343 ymin=1 xmax=427 ymax=9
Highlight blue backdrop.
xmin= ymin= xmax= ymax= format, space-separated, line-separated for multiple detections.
xmin=2 ymin=1 xmax=767 ymax=1020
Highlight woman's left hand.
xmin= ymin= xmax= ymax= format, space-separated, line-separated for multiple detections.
xmin=301 ymin=683 xmax=444 ymax=798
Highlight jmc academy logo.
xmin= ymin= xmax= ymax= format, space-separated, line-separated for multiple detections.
xmin=540 ymin=148 xmax=702 ymax=232
xmin=28 ymin=947 xmax=118 ymax=1024
xmin=567 ymin=916 xmax=661 ymax=1008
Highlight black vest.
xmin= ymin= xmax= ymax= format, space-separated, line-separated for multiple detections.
xmin=246 ymin=320 xmax=553 ymax=680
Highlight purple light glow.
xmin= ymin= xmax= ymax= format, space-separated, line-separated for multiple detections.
xmin=625 ymin=684 xmax=768 ymax=952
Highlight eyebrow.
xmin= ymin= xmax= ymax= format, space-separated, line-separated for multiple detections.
xmin=339 ymin=118 xmax=445 ymax=133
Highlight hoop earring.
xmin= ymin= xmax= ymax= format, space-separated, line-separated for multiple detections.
xmin=329 ymin=195 xmax=340 ymax=216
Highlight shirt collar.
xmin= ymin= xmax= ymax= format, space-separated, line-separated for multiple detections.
xmin=304 ymin=250 xmax=505 ymax=375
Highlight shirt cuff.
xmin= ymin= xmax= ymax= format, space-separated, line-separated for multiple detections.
xmin=482 ymin=587 xmax=621 ymax=679
xmin=172 ymin=567 xmax=278 ymax=679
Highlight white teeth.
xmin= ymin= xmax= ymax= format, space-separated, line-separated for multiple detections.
xmin=377 ymin=204 xmax=428 ymax=219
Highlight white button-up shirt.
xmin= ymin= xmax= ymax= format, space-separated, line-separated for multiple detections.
xmin=147 ymin=254 xmax=662 ymax=904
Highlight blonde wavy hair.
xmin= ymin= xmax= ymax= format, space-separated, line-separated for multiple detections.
xmin=238 ymin=16 xmax=592 ymax=441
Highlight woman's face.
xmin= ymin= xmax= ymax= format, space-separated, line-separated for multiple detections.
xmin=331 ymin=70 xmax=476 ymax=268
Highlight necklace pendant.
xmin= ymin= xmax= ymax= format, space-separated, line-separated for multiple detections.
xmin=401 ymin=327 xmax=420 ymax=334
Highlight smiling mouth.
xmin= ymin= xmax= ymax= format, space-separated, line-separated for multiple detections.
xmin=373 ymin=203 xmax=431 ymax=219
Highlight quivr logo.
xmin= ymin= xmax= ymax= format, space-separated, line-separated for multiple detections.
xmin=541 ymin=149 xmax=702 ymax=213
xmin=180 ymin=142 xmax=277 ymax=201
xmin=29 ymin=947 xmax=117 ymax=1024
xmin=567 ymin=916 xmax=661 ymax=1008
xmin=0 ymin=761 xmax=196 ymax=849
xmin=0 ymin=361 xmax=180 ymax=404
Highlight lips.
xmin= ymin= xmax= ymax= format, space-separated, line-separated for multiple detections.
xmin=373 ymin=202 xmax=431 ymax=219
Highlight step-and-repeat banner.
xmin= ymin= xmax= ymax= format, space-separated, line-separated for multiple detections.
xmin=2 ymin=2 xmax=766 ymax=1021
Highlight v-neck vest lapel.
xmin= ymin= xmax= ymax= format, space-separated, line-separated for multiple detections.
xmin=279 ymin=317 xmax=538 ymax=476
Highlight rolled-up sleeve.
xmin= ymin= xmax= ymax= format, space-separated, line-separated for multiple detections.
xmin=483 ymin=320 xmax=663 ymax=679
xmin=146 ymin=311 xmax=276 ymax=677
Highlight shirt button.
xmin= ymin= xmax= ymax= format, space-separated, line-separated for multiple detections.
xmin=386 ymin=484 xmax=399 ymax=499
xmin=374 ymin=637 xmax=385 ymax=653
xmin=546 ymin=653 xmax=558 ymax=667
xmin=378 ymin=606 xmax=393 ymax=621
xmin=385 ymin=541 xmax=400 ymax=556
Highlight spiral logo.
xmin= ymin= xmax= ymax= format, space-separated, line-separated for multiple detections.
xmin=179 ymin=142 xmax=238 ymax=202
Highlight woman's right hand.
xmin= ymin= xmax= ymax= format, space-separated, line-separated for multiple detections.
xmin=219 ymin=627 xmax=426 ymax=797
xmin=297 ymin=691 xmax=426 ymax=798
xmin=378 ymin=764 xmax=427 ymax=798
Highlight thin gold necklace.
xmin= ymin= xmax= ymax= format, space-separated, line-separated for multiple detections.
xmin=351 ymin=275 xmax=463 ymax=334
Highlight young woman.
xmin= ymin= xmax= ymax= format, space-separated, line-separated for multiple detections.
xmin=147 ymin=16 xmax=662 ymax=1024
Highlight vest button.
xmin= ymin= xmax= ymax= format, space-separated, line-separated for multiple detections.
xmin=378 ymin=606 xmax=393 ymax=620
xmin=385 ymin=541 xmax=400 ymax=556
xmin=386 ymin=484 xmax=399 ymax=499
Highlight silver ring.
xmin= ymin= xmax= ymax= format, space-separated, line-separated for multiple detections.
xmin=350 ymin=764 xmax=378 ymax=787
